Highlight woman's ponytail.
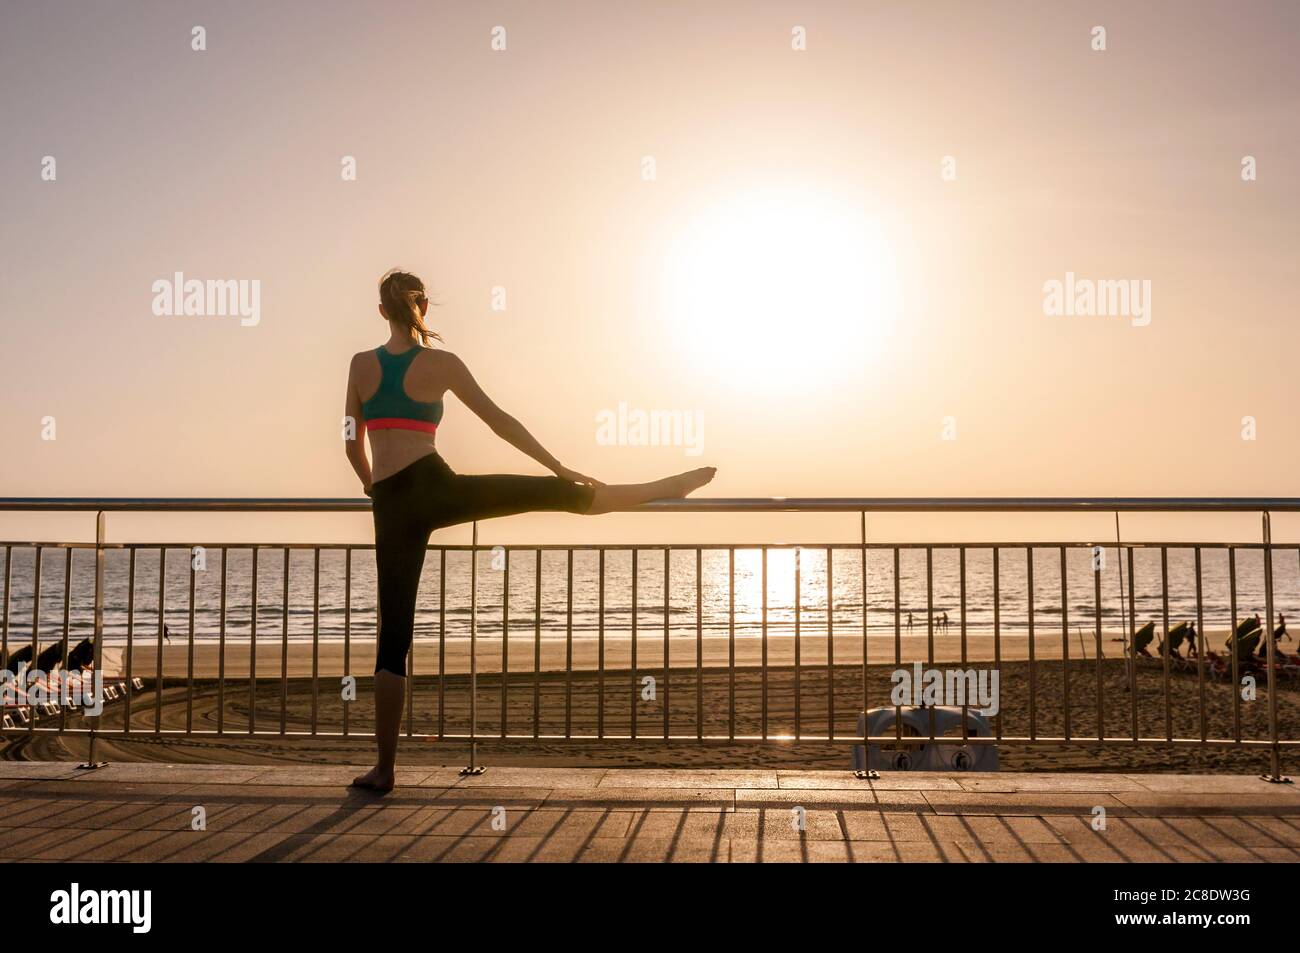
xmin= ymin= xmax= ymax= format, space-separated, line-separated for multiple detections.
xmin=378 ymin=269 xmax=442 ymax=346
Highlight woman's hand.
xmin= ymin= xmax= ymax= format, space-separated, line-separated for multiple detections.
xmin=362 ymin=482 xmax=373 ymax=498
xmin=553 ymin=465 xmax=603 ymax=487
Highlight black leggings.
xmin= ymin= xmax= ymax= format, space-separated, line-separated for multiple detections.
xmin=370 ymin=451 xmax=595 ymax=676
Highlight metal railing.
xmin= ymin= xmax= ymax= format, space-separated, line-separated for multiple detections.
xmin=0 ymin=497 xmax=1296 ymax=779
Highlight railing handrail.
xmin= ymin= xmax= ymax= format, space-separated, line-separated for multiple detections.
xmin=2 ymin=496 xmax=1299 ymax=513
xmin=1 ymin=497 xmax=1291 ymax=779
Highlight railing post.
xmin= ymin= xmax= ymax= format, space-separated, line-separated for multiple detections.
xmin=1261 ymin=511 xmax=1290 ymax=783
xmin=1114 ymin=512 xmax=1131 ymax=693
xmin=854 ymin=510 xmax=878 ymax=779
xmin=461 ymin=520 xmax=485 ymax=775
xmin=78 ymin=510 xmax=108 ymax=769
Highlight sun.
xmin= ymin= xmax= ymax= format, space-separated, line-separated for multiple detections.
xmin=659 ymin=187 xmax=903 ymax=387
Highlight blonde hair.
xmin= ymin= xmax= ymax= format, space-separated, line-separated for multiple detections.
xmin=378 ymin=269 xmax=442 ymax=346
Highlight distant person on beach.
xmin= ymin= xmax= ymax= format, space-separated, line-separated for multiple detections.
xmin=907 ymin=612 xmax=913 ymax=632
xmin=941 ymin=610 xmax=949 ymax=633
xmin=344 ymin=269 xmax=716 ymax=794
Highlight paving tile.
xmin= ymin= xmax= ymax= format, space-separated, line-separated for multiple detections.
xmin=595 ymin=769 xmax=778 ymax=789
xmin=958 ymin=774 xmax=1147 ymax=794
xmin=1119 ymin=815 xmax=1282 ymax=854
xmin=0 ymin=825 xmax=136 ymax=861
xmin=776 ymin=770 xmax=963 ymax=791
xmin=231 ymin=831 xmax=438 ymax=863
xmin=201 ymin=801 xmax=343 ymax=835
xmin=1 ymin=799 xmax=196 ymax=833
xmin=504 ymin=807 xmax=635 ymax=840
xmin=1113 ymin=792 xmax=1300 ymax=816
xmin=836 ymin=839 xmax=949 ymax=863
xmin=308 ymin=805 xmax=440 ymax=838
xmin=413 ymin=767 xmax=478 ymax=787
xmin=862 ymin=775 xmax=967 ymax=790
xmin=579 ymin=833 xmax=731 ymax=863
xmin=1243 ymin=847 xmax=1300 ymax=862
xmin=0 ymin=779 xmax=192 ymax=799
xmin=0 ymin=761 xmax=85 ymax=781
xmin=373 ymin=804 xmax=488 ymax=835
xmin=1126 ymin=774 xmax=1300 ymax=795
xmin=0 ymin=797 xmax=114 ymax=830
xmin=174 ymin=783 xmax=425 ymax=804
xmin=67 ymin=763 xmax=270 ymax=786
xmin=2 ymin=763 xmax=1297 ymax=863
xmin=728 ymin=838 xmax=857 ymax=863
xmin=946 ymin=840 xmax=1082 ymax=863
xmin=736 ymin=787 xmax=932 ymax=809
xmin=923 ymin=813 xmax=1065 ymax=845
xmin=1041 ymin=815 xmax=1219 ymax=862
xmin=839 ymin=810 xmax=943 ymax=843
xmin=1222 ymin=814 xmax=1300 ymax=847
xmin=469 ymin=834 xmax=587 ymax=863
xmin=80 ymin=829 xmax=294 ymax=863
xmin=623 ymin=808 xmax=737 ymax=842
xmin=455 ymin=767 xmax=607 ymax=789
xmin=724 ymin=808 xmax=848 ymax=841
xmin=544 ymin=787 xmax=734 ymax=809
xmin=236 ymin=765 xmax=443 ymax=788
xmin=923 ymin=791 xmax=1134 ymax=816
xmin=430 ymin=786 xmax=552 ymax=808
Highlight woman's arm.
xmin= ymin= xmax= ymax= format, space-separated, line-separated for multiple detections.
xmin=343 ymin=354 xmax=373 ymax=494
xmin=443 ymin=352 xmax=601 ymax=486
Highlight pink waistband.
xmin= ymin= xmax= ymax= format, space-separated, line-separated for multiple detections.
xmin=365 ymin=418 xmax=438 ymax=435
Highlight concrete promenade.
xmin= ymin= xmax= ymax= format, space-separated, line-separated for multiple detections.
xmin=1 ymin=761 xmax=1298 ymax=862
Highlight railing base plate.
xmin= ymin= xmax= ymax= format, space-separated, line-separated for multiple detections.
xmin=1261 ymin=774 xmax=1293 ymax=785
xmin=459 ymin=766 xmax=486 ymax=776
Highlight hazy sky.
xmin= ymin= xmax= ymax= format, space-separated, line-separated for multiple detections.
xmin=3 ymin=0 xmax=1299 ymax=545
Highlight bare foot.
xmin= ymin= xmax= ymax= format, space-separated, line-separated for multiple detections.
xmin=670 ymin=466 xmax=717 ymax=497
xmin=351 ymin=765 xmax=395 ymax=793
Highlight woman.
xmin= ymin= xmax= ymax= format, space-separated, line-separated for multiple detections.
xmin=344 ymin=269 xmax=715 ymax=792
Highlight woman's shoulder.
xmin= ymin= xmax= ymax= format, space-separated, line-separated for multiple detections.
xmin=423 ymin=348 xmax=465 ymax=370
xmin=348 ymin=347 xmax=379 ymax=370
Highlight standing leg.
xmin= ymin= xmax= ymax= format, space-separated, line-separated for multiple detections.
xmin=354 ymin=515 xmax=428 ymax=793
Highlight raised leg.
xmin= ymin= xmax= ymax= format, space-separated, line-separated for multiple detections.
xmin=586 ymin=467 xmax=716 ymax=515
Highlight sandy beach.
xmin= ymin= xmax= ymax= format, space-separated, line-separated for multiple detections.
xmin=98 ymin=627 xmax=1254 ymax=679
xmin=11 ymin=630 xmax=1298 ymax=777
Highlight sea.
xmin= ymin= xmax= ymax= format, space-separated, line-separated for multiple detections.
xmin=1 ymin=544 xmax=1296 ymax=650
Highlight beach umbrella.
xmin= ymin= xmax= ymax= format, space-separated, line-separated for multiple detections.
xmin=67 ymin=637 xmax=94 ymax=671
xmin=1133 ymin=621 xmax=1156 ymax=656
xmin=35 ymin=642 xmax=64 ymax=673
xmin=1163 ymin=621 xmax=1196 ymax=657
xmin=1227 ymin=617 xmax=1262 ymax=660
xmin=3 ymin=645 xmax=32 ymax=676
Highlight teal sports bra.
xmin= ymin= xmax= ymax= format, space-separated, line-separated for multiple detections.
xmin=361 ymin=346 xmax=444 ymax=435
